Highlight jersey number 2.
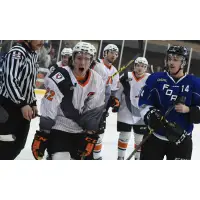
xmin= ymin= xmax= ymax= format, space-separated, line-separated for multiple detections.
xmin=44 ymin=87 xmax=55 ymax=101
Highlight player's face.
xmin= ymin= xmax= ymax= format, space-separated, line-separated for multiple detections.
xmin=61 ymin=55 xmax=70 ymax=66
xmin=106 ymin=51 xmax=118 ymax=63
xmin=73 ymin=52 xmax=92 ymax=76
xmin=167 ymin=54 xmax=183 ymax=74
xmin=30 ymin=40 xmax=44 ymax=51
xmin=134 ymin=63 xmax=147 ymax=76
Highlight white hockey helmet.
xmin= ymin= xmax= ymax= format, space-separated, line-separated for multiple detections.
xmin=61 ymin=48 xmax=72 ymax=56
xmin=135 ymin=57 xmax=148 ymax=66
xmin=91 ymin=45 xmax=97 ymax=55
xmin=72 ymin=42 xmax=94 ymax=59
xmin=103 ymin=44 xmax=119 ymax=53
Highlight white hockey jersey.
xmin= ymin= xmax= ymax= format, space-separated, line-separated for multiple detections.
xmin=117 ymin=72 xmax=150 ymax=125
xmin=57 ymin=61 xmax=67 ymax=68
xmin=98 ymin=59 xmax=120 ymax=92
xmin=40 ymin=67 xmax=105 ymax=134
xmin=91 ymin=61 xmax=108 ymax=86
xmin=116 ymin=84 xmax=134 ymax=125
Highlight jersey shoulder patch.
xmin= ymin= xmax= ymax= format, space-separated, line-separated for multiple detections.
xmin=51 ymin=71 xmax=65 ymax=84
xmin=49 ymin=67 xmax=74 ymax=95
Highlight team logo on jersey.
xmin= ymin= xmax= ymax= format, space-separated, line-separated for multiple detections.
xmin=52 ymin=72 xmax=65 ymax=83
xmin=12 ymin=52 xmax=21 ymax=59
xmin=172 ymin=85 xmax=179 ymax=88
xmin=157 ymin=78 xmax=167 ymax=82
xmin=87 ymin=92 xmax=95 ymax=97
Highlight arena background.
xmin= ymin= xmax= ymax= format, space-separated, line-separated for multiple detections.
xmin=1 ymin=40 xmax=199 ymax=95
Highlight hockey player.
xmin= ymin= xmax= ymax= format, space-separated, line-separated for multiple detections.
xmin=57 ymin=48 xmax=72 ymax=67
xmin=116 ymin=57 xmax=150 ymax=160
xmin=90 ymin=44 xmax=120 ymax=160
xmin=138 ymin=45 xmax=200 ymax=160
xmin=90 ymin=45 xmax=108 ymax=85
xmin=90 ymin=44 xmax=97 ymax=65
xmin=31 ymin=42 xmax=105 ymax=160
xmin=48 ymin=48 xmax=72 ymax=74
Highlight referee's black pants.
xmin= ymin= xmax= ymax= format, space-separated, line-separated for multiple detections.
xmin=0 ymin=96 xmax=30 ymax=160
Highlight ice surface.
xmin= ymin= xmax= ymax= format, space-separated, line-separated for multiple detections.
xmin=16 ymin=94 xmax=200 ymax=160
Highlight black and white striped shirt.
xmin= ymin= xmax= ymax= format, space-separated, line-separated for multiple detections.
xmin=0 ymin=43 xmax=39 ymax=107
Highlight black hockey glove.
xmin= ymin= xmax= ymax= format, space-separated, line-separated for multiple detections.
xmin=164 ymin=121 xmax=189 ymax=145
xmin=77 ymin=133 xmax=99 ymax=159
xmin=144 ymin=108 xmax=165 ymax=132
xmin=110 ymin=96 xmax=120 ymax=113
xmin=32 ymin=130 xmax=49 ymax=160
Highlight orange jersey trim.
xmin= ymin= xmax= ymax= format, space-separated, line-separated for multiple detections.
xmin=76 ymin=70 xmax=92 ymax=87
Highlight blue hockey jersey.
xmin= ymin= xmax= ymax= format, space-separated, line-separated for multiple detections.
xmin=138 ymin=72 xmax=200 ymax=137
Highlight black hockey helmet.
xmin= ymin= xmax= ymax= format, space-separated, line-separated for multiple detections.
xmin=164 ymin=45 xmax=189 ymax=74
xmin=167 ymin=46 xmax=189 ymax=61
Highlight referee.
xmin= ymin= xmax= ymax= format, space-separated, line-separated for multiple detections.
xmin=0 ymin=40 xmax=43 ymax=160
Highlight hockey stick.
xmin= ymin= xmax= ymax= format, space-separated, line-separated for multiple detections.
xmin=126 ymin=128 xmax=153 ymax=160
xmin=111 ymin=53 xmax=141 ymax=79
xmin=150 ymin=65 xmax=154 ymax=73
xmin=126 ymin=96 xmax=186 ymax=160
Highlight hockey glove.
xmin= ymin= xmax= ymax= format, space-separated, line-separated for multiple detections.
xmin=78 ymin=133 xmax=99 ymax=159
xmin=164 ymin=121 xmax=188 ymax=145
xmin=32 ymin=131 xmax=49 ymax=160
xmin=111 ymin=96 xmax=120 ymax=112
xmin=144 ymin=108 xmax=164 ymax=132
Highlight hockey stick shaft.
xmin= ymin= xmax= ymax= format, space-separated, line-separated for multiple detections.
xmin=126 ymin=129 xmax=153 ymax=160
xmin=111 ymin=53 xmax=140 ymax=79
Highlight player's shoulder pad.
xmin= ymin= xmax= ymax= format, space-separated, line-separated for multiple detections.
xmin=93 ymin=61 xmax=102 ymax=69
xmin=49 ymin=67 xmax=74 ymax=95
xmin=145 ymin=72 xmax=151 ymax=76
xmin=90 ymin=68 xmax=105 ymax=83
xmin=188 ymin=75 xmax=200 ymax=89
xmin=145 ymin=72 xmax=166 ymax=86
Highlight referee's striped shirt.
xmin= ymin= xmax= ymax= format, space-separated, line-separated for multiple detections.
xmin=0 ymin=43 xmax=39 ymax=107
